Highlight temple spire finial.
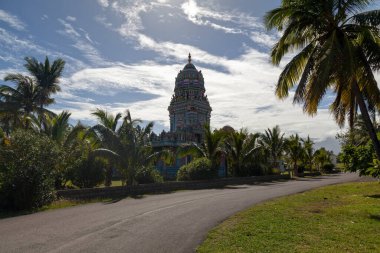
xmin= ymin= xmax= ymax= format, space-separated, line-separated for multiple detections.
xmin=188 ymin=53 xmax=191 ymax=63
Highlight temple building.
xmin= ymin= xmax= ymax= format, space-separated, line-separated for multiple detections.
xmin=152 ymin=54 xmax=224 ymax=178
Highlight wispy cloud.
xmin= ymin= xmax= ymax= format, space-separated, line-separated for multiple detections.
xmin=41 ymin=14 xmax=49 ymax=21
xmin=57 ymin=18 xmax=107 ymax=65
xmin=97 ymin=0 xmax=109 ymax=8
xmin=0 ymin=27 xmax=86 ymax=75
xmin=66 ymin=16 xmax=77 ymax=22
xmin=180 ymin=0 xmax=263 ymax=34
xmin=57 ymin=18 xmax=80 ymax=37
xmin=0 ymin=9 xmax=26 ymax=31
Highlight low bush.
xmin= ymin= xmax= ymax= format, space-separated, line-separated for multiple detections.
xmin=176 ymin=158 xmax=215 ymax=181
xmin=0 ymin=130 xmax=58 ymax=211
xmin=322 ymin=163 xmax=335 ymax=173
xmin=70 ymin=157 xmax=105 ymax=188
xmin=135 ymin=166 xmax=163 ymax=184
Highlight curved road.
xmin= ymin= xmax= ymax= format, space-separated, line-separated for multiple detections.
xmin=0 ymin=173 xmax=364 ymax=253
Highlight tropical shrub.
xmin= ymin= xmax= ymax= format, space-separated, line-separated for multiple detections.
xmin=0 ymin=130 xmax=58 ymax=210
xmin=70 ymin=157 xmax=105 ymax=188
xmin=339 ymin=143 xmax=379 ymax=178
xmin=322 ymin=163 xmax=335 ymax=173
xmin=135 ymin=166 xmax=163 ymax=184
xmin=177 ymin=158 xmax=215 ymax=181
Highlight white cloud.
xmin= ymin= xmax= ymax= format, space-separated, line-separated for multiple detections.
xmin=0 ymin=27 xmax=86 ymax=74
xmin=0 ymin=9 xmax=26 ymax=31
xmin=66 ymin=16 xmax=77 ymax=22
xmin=41 ymin=14 xmax=49 ymax=21
xmin=97 ymin=0 xmax=109 ymax=8
xmin=250 ymin=31 xmax=279 ymax=48
xmin=180 ymin=0 xmax=263 ymax=35
xmin=57 ymin=18 xmax=80 ymax=37
xmin=57 ymin=19 xmax=107 ymax=65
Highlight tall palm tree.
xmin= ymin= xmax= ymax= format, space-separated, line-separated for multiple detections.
xmin=285 ymin=134 xmax=305 ymax=177
xmin=91 ymin=108 xmax=123 ymax=186
xmin=0 ymin=74 xmax=54 ymax=130
xmin=265 ymin=0 xmax=380 ymax=159
xmin=302 ymin=135 xmax=315 ymax=171
xmin=24 ymin=56 xmax=65 ymax=108
xmin=225 ymin=129 xmax=261 ymax=176
xmin=260 ymin=125 xmax=286 ymax=171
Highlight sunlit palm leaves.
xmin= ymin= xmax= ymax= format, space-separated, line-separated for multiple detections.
xmin=24 ymin=56 xmax=65 ymax=107
xmin=265 ymin=0 xmax=380 ymax=158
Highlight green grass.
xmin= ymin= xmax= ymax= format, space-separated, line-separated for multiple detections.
xmin=98 ymin=180 xmax=123 ymax=187
xmin=198 ymin=182 xmax=380 ymax=253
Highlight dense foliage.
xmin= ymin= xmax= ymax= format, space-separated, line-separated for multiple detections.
xmin=0 ymin=130 xmax=58 ymax=210
xmin=135 ymin=166 xmax=163 ymax=184
xmin=177 ymin=158 xmax=214 ymax=181
xmin=340 ymin=143 xmax=379 ymax=178
xmin=71 ymin=157 xmax=106 ymax=188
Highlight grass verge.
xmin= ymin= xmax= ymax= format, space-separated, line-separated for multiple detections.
xmin=197 ymin=181 xmax=380 ymax=253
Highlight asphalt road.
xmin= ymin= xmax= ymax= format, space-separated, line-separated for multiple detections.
xmin=0 ymin=173 xmax=365 ymax=253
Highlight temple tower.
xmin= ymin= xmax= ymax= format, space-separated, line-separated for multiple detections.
xmin=168 ymin=53 xmax=212 ymax=142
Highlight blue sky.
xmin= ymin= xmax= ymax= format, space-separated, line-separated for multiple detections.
xmin=1 ymin=0 xmax=379 ymax=153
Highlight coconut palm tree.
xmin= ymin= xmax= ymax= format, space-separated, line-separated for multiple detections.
xmin=90 ymin=111 xmax=156 ymax=185
xmin=313 ymin=147 xmax=332 ymax=172
xmin=265 ymin=0 xmax=380 ymax=159
xmin=225 ymin=129 xmax=261 ymax=176
xmin=0 ymin=74 xmax=54 ymax=130
xmin=91 ymin=108 xmax=123 ymax=186
xmin=24 ymin=56 xmax=65 ymax=108
xmin=260 ymin=125 xmax=286 ymax=172
xmin=37 ymin=111 xmax=88 ymax=188
xmin=302 ymin=135 xmax=315 ymax=171
xmin=285 ymin=134 xmax=305 ymax=177
xmin=91 ymin=108 xmax=122 ymax=132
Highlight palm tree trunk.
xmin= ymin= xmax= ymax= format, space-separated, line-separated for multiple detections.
xmin=105 ymin=165 xmax=112 ymax=187
xmin=352 ymin=81 xmax=380 ymax=160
